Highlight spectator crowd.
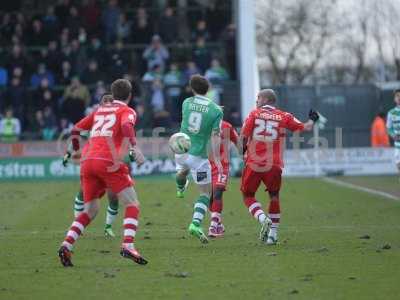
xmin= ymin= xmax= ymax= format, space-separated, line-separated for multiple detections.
xmin=0 ymin=0 xmax=236 ymax=141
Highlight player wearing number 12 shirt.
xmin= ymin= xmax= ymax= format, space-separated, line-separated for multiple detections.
xmin=240 ymin=89 xmax=319 ymax=245
xmin=58 ymin=79 xmax=148 ymax=267
xmin=208 ymin=120 xmax=239 ymax=238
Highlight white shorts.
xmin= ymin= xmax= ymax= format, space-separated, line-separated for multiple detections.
xmin=395 ymin=149 xmax=400 ymax=165
xmin=175 ymin=154 xmax=211 ymax=185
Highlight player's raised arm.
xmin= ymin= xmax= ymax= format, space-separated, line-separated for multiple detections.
xmin=284 ymin=109 xmax=319 ymax=132
xmin=305 ymin=109 xmax=319 ymax=130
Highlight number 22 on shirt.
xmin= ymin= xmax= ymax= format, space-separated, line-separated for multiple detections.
xmin=91 ymin=114 xmax=116 ymax=137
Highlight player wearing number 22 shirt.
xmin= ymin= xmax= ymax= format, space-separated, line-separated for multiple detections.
xmin=58 ymin=79 xmax=148 ymax=267
xmin=240 ymin=89 xmax=319 ymax=245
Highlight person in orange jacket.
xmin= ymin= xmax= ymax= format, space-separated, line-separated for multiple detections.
xmin=371 ymin=112 xmax=390 ymax=147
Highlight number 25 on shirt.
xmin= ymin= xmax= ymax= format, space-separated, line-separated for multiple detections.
xmin=253 ymin=119 xmax=279 ymax=141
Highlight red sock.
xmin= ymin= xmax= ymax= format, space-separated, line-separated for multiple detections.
xmin=123 ymin=205 xmax=139 ymax=249
xmin=211 ymin=199 xmax=223 ymax=214
xmin=62 ymin=212 xmax=91 ymax=250
xmin=268 ymin=199 xmax=280 ymax=228
xmin=244 ymin=197 xmax=266 ymax=223
xmin=210 ymin=202 xmax=222 ymax=227
xmin=210 ymin=192 xmax=223 ymax=227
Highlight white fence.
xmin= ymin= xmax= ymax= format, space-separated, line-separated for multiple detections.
xmin=283 ymin=147 xmax=397 ymax=177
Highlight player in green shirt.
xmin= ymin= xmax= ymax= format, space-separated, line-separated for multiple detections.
xmin=175 ymin=75 xmax=223 ymax=243
xmin=386 ymin=89 xmax=400 ymax=172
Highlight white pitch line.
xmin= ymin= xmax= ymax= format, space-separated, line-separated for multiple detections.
xmin=321 ymin=177 xmax=399 ymax=201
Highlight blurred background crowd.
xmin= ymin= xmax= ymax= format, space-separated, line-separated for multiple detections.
xmin=0 ymin=0 xmax=237 ymax=142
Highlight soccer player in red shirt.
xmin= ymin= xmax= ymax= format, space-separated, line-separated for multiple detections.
xmin=63 ymin=94 xmax=122 ymax=238
xmin=58 ymin=79 xmax=148 ymax=266
xmin=208 ymin=120 xmax=239 ymax=238
xmin=240 ymin=89 xmax=319 ymax=245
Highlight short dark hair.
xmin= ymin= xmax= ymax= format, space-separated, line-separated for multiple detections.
xmin=100 ymin=93 xmax=113 ymax=104
xmin=189 ymin=75 xmax=209 ymax=95
xmin=259 ymin=89 xmax=277 ymax=104
xmin=111 ymin=79 xmax=132 ymax=101
xmin=394 ymin=89 xmax=400 ymax=96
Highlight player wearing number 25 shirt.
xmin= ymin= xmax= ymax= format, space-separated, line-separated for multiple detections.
xmin=58 ymin=79 xmax=148 ymax=268
xmin=240 ymin=89 xmax=319 ymax=245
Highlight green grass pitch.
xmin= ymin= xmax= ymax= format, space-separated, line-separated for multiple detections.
xmin=1 ymin=177 xmax=400 ymax=300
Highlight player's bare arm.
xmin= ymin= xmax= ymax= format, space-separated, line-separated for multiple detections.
xmin=120 ymin=110 xmax=145 ymax=167
xmin=129 ymin=145 xmax=145 ymax=166
xmin=238 ymin=112 xmax=254 ymax=155
xmin=64 ymin=113 xmax=95 ymax=163
xmin=120 ymin=113 xmax=144 ymax=166
xmin=238 ymin=134 xmax=248 ymax=155
xmin=211 ymin=130 xmax=223 ymax=173
xmin=229 ymin=125 xmax=240 ymax=151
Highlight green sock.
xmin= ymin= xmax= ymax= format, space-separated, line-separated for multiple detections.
xmin=74 ymin=191 xmax=84 ymax=217
xmin=176 ymin=174 xmax=187 ymax=190
xmin=192 ymin=195 xmax=210 ymax=226
xmin=106 ymin=201 xmax=119 ymax=226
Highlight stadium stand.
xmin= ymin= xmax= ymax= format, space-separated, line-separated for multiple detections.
xmin=0 ymin=0 xmax=235 ymax=140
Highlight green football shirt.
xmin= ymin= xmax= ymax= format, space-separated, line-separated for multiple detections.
xmin=180 ymin=95 xmax=223 ymax=158
xmin=387 ymin=106 xmax=400 ymax=148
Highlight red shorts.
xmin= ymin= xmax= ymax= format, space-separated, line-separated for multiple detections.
xmin=240 ymin=164 xmax=282 ymax=195
xmin=81 ymin=159 xmax=134 ymax=202
xmin=211 ymin=162 xmax=230 ymax=190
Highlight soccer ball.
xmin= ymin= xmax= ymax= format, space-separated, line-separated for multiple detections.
xmin=169 ymin=132 xmax=191 ymax=154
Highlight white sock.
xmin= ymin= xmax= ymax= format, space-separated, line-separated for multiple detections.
xmin=210 ymin=212 xmax=221 ymax=227
xmin=122 ymin=243 xmax=135 ymax=250
xmin=106 ymin=205 xmax=118 ymax=226
xmin=269 ymin=227 xmax=277 ymax=236
xmin=73 ymin=197 xmax=84 ymax=218
xmin=258 ymin=213 xmax=267 ymax=224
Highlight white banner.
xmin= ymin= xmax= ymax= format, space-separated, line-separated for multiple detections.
xmin=283 ymin=147 xmax=397 ymax=177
